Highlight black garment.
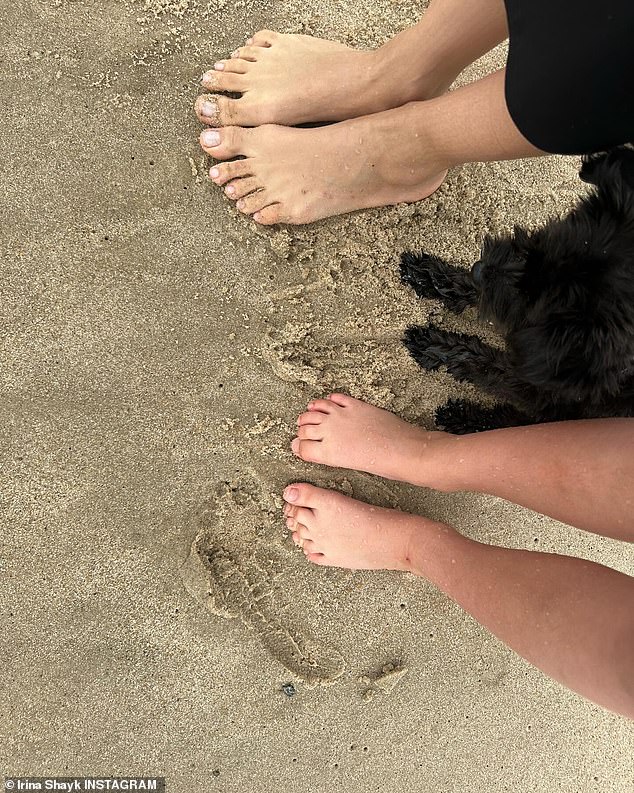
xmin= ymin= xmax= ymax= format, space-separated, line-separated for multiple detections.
xmin=503 ymin=0 xmax=634 ymax=155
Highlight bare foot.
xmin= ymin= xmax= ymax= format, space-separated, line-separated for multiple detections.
xmin=282 ymin=482 xmax=447 ymax=570
xmin=197 ymin=108 xmax=447 ymax=224
xmin=291 ymin=393 xmax=452 ymax=488
xmin=194 ymin=29 xmax=453 ymax=127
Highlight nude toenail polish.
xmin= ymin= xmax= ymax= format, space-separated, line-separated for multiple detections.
xmin=202 ymin=129 xmax=220 ymax=147
xmin=225 ymin=184 xmax=235 ymax=195
xmin=201 ymin=101 xmax=217 ymax=118
xmin=210 ymin=167 xmax=219 ymax=178
xmin=285 ymin=487 xmax=299 ymax=502
xmin=237 ymin=199 xmax=245 ymax=209
xmin=214 ymin=62 xmax=224 ymax=70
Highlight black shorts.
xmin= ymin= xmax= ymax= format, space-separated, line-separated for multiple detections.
xmin=504 ymin=0 xmax=634 ymax=155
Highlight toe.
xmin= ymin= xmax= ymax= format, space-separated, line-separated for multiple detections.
xmin=224 ymin=176 xmax=263 ymax=200
xmin=236 ymin=190 xmax=276 ymax=216
xmin=293 ymin=511 xmax=314 ymax=534
xmin=195 ymin=94 xmax=221 ymax=125
xmin=200 ymin=125 xmax=248 ymax=159
xmin=230 ymin=45 xmax=261 ymax=61
xmin=327 ymin=393 xmax=352 ymax=407
xmin=196 ymin=96 xmax=249 ymax=127
xmin=252 ymin=204 xmax=286 ymax=225
xmin=199 ymin=70 xmax=247 ymax=93
xmin=297 ymin=410 xmax=325 ymax=426
xmin=306 ymin=552 xmax=327 ymax=565
xmin=209 ymin=158 xmax=253 ymax=186
xmin=283 ymin=483 xmax=323 ymax=509
xmin=291 ymin=438 xmax=324 ymax=464
xmin=250 ymin=29 xmax=278 ymax=46
xmin=307 ymin=398 xmax=336 ymax=414
xmin=301 ymin=538 xmax=318 ymax=553
xmin=204 ymin=58 xmax=250 ymax=77
xmin=297 ymin=425 xmax=323 ymax=441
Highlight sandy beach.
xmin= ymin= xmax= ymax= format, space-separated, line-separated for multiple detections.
xmin=2 ymin=1 xmax=633 ymax=790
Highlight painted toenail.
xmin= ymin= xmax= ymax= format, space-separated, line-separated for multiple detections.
xmin=237 ymin=199 xmax=245 ymax=209
xmin=225 ymin=184 xmax=235 ymax=195
xmin=202 ymin=129 xmax=220 ymax=146
xmin=214 ymin=62 xmax=224 ymax=70
xmin=210 ymin=167 xmax=219 ymax=178
xmin=285 ymin=487 xmax=299 ymax=502
xmin=201 ymin=101 xmax=217 ymax=118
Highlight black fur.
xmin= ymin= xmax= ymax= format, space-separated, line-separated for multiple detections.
xmin=401 ymin=145 xmax=634 ymax=433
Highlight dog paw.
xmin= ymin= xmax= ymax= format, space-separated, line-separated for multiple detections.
xmin=399 ymin=251 xmax=478 ymax=313
xmin=399 ymin=251 xmax=449 ymax=299
xmin=403 ymin=324 xmax=454 ymax=371
xmin=434 ymin=399 xmax=494 ymax=434
xmin=435 ymin=399 xmax=533 ymax=433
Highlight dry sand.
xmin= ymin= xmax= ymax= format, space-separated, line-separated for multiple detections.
xmin=2 ymin=1 xmax=633 ymax=791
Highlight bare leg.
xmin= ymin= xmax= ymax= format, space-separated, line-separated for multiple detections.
xmin=292 ymin=394 xmax=634 ymax=541
xmin=194 ymin=0 xmax=510 ymax=126
xmin=282 ymin=483 xmax=634 ymax=718
xmin=198 ymin=69 xmax=542 ymax=225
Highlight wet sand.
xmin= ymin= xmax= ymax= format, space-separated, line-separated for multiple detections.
xmin=2 ymin=1 xmax=633 ymax=791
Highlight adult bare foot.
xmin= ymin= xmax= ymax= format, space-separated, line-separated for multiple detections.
xmin=283 ymin=482 xmax=450 ymax=569
xmin=292 ymin=393 xmax=452 ymax=488
xmin=197 ymin=107 xmax=447 ymax=224
xmin=194 ymin=29 xmax=454 ymax=128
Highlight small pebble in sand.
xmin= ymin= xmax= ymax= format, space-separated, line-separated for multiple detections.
xmin=282 ymin=683 xmax=296 ymax=697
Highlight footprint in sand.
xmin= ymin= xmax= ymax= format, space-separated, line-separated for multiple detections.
xmin=180 ymin=477 xmax=345 ymax=685
xmin=259 ymin=321 xmax=398 ymax=407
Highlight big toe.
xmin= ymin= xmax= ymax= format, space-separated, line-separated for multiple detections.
xmin=283 ymin=482 xmax=324 ymax=509
xmin=199 ymin=125 xmax=250 ymax=159
xmin=195 ymin=93 xmax=259 ymax=127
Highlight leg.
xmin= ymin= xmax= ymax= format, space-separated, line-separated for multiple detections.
xmin=400 ymin=251 xmax=479 ymax=313
xmin=199 ymin=69 xmax=544 ymax=225
xmin=291 ymin=394 xmax=634 ymax=541
xmin=281 ymin=483 xmax=634 ymax=718
xmin=194 ymin=0 xmax=510 ymax=127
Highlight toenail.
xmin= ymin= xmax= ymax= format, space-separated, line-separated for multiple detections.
xmin=214 ymin=62 xmax=224 ymax=70
xmin=201 ymin=101 xmax=217 ymax=118
xmin=231 ymin=50 xmax=239 ymax=57
xmin=202 ymin=129 xmax=220 ymax=147
xmin=253 ymin=212 xmax=261 ymax=222
xmin=225 ymin=184 xmax=235 ymax=195
xmin=285 ymin=487 xmax=299 ymax=502
xmin=237 ymin=199 xmax=245 ymax=209
xmin=246 ymin=38 xmax=253 ymax=44
xmin=210 ymin=167 xmax=219 ymax=178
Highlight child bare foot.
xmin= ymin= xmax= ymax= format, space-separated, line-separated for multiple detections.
xmin=197 ymin=110 xmax=447 ymax=225
xmin=194 ymin=29 xmax=453 ymax=128
xmin=292 ymin=393 xmax=452 ymax=488
xmin=282 ymin=482 xmax=449 ymax=569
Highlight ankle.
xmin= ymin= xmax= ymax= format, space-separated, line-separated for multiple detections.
xmin=410 ymin=432 xmax=464 ymax=492
xmin=373 ymin=28 xmax=460 ymax=101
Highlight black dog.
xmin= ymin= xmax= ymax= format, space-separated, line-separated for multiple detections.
xmin=401 ymin=145 xmax=634 ymax=433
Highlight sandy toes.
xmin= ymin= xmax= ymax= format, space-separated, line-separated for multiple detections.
xmin=283 ymin=482 xmax=439 ymax=570
xmin=194 ymin=29 xmax=451 ymax=127
xmin=197 ymin=113 xmax=446 ymax=225
xmin=291 ymin=393 xmax=449 ymax=487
